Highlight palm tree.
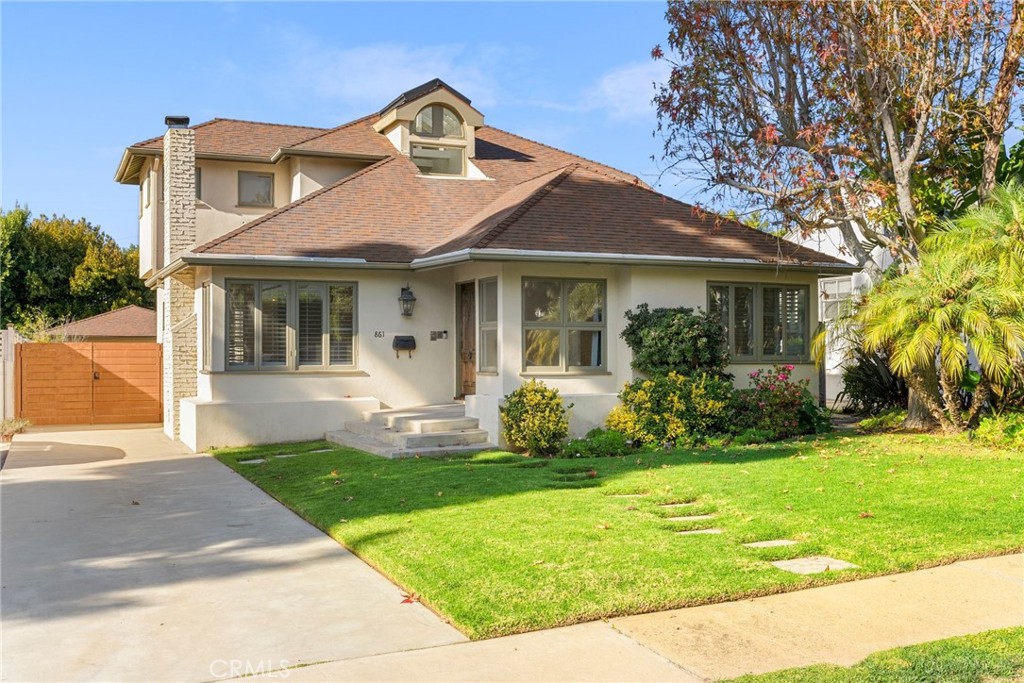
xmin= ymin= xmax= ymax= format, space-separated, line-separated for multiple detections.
xmin=858 ymin=226 xmax=1024 ymax=431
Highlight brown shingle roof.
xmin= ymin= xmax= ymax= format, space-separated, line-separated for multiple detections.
xmin=283 ymin=115 xmax=395 ymax=158
xmin=133 ymin=119 xmax=328 ymax=159
xmin=49 ymin=305 xmax=156 ymax=339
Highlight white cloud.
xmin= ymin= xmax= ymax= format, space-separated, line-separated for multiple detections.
xmin=273 ymin=29 xmax=503 ymax=112
xmin=583 ymin=60 xmax=670 ymax=121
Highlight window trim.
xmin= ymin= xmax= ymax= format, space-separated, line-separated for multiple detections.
xmin=225 ymin=278 xmax=358 ymax=372
xmin=410 ymin=142 xmax=467 ymax=177
xmin=521 ymin=277 xmax=607 ymax=374
xmin=412 ymin=103 xmax=465 ymax=139
xmin=201 ymin=281 xmax=212 ymax=372
xmin=707 ymin=282 xmax=812 ymax=362
xmin=478 ymin=277 xmax=498 ymax=373
xmin=237 ymin=170 xmax=275 ymax=208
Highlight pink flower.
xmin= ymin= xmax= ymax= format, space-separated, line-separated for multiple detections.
xmin=785 ymin=364 xmax=795 ymax=371
xmin=779 ymin=374 xmax=789 ymax=381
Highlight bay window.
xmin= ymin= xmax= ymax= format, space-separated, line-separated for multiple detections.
xmin=708 ymin=283 xmax=810 ymax=361
xmin=523 ymin=278 xmax=605 ymax=372
xmin=226 ymin=279 xmax=356 ymax=371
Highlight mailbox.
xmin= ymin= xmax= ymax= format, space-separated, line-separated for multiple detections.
xmin=392 ymin=335 xmax=416 ymax=358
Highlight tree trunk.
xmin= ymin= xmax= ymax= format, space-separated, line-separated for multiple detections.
xmin=980 ymin=0 xmax=1024 ymax=198
xmin=904 ymin=364 xmax=941 ymax=431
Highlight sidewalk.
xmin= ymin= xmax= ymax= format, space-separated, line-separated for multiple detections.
xmin=243 ymin=553 xmax=1024 ymax=682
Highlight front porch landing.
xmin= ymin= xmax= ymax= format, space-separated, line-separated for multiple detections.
xmin=326 ymin=403 xmax=495 ymax=459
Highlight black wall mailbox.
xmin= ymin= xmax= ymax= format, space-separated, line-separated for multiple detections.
xmin=392 ymin=335 xmax=416 ymax=358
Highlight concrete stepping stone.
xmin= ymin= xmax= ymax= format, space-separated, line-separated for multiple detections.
xmin=238 ymin=458 xmax=265 ymax=464
xmin=309 ymin=449 xmax=332 ymax=453
xmin=676 ymin=528 xmax=723 ymax=535
xmin=667 ymin=514 xmax=716 ymax=522
xmin=659 ymin=502 xmax=696 ymax=508
xmin=744 ymin=539 xmax=798 ymax=548
xmin=771 ymin=556 xmax=858 ymax=574
xmin=275 ymin=454 xmax=301 ymax=459
xmin=609 ymin=493 xmax=648 ymax=498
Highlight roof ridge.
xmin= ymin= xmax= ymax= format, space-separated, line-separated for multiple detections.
xmin=285 ymin=114 xmax=380 ymax=148
xmin=192 ymin=156 xmax=397 ymax=254
xmin=482 ymin=125 xmax=643 ymax=186
xmin=475 ymin=164 xmax=579 ymax=249
xmin=203 ymin=117 xmax=327 ymax=131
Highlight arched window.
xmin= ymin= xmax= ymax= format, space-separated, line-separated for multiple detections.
xmin=412 ymin=104 xmax=464 ymax=138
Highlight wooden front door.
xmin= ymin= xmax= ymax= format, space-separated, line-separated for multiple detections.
xmin=457 ymin=282 xmax=476 ymax=397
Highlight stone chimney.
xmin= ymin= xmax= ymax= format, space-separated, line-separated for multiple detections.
xmin=160 ymin=116 xmax=197 ymax=441
xmin=162 ymin=116 xmax=196 ymax=262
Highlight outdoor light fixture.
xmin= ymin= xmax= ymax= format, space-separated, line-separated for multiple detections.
xmin=399 ymin=285 xmax=417 ymax=317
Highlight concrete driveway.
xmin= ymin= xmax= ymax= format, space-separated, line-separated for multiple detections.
xmin=1 ymin=426 xmax=465 ymax=682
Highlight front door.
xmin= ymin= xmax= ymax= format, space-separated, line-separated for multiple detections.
xmin=457 ymin=282 xmax=476 ymax=398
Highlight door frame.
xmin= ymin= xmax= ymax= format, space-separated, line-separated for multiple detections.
xmin=455 ymin=280 xmax=476 ymax=399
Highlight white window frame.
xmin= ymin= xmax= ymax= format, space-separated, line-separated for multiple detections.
xmin=225 ymin=279 xmax=358 ymax=372
xmin=522 ymin=277 xmax=606 ymax=374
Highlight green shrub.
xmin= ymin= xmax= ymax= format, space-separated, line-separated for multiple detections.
xmin=973 ymin=412 xmax=1024 ymax=450
xmin=838 ymin=347 xmax=908 ymax=415
xmin=731 ymin=365 xmax=829 ymax=440
xmin=562 ymin=428 xmax=633 ymax=458
xmin=607 ymin=372 xmax=732 ymax=446
xmin=731 ymin=428 xmax=776 ymax=445
xmin=857 ymin=408 xmax=908 ymax=433
xmin=500 ymin=380 xmax=572 ymax=457
xmin=621 ymin=304 xmax=730 ymax=377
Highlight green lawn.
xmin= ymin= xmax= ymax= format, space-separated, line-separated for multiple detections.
xmin=725 ymin=627 xmax=1024 ymax=682
xmin=213 ymin=433 xmax=1024 ymax=639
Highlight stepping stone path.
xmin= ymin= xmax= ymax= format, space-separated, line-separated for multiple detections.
xmin=309 ymin=449 xmax=332 ymax=453
xmin=744 ymin=539 xmax=798 ymax=548
xmin=659 ymin=502 xmax=696 ymax=508
xmin=771 ymin=556 xmax=859 ymax=575
xmin=238 ymin=458 xmax=265 ymax=464
xmin=274 ymin=454 xmax=301 ymax=459
xmin=677 ymin=528 xmax=723 ymax=535
xmin=667 ymin=514 xmax=716 ymax=522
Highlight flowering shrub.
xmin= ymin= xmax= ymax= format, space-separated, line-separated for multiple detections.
xmin=606 ymin=372 xmax=732 ymax=446
xmin=731 ymin=364 xmax=830 ymax=439
xmin=500 ymin=379 xmax=572 ymax=457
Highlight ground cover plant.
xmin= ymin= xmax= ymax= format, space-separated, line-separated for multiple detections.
xmin=726 ymin=627 xmax=1024 ymax=683
xmin=215 ymin=433 xmax=1024 ymax=639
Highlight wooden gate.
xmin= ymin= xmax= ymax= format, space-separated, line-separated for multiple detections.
xmin=15 ymin=343 xmax=162 ymax=425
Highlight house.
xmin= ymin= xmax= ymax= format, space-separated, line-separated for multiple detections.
xmin=114 ymin=78 xmax=855 ymax=453
xmin=784 ymin=224 xmax=894 ymax=405
xmin=46 ymin=305 xmax=157 ymax=342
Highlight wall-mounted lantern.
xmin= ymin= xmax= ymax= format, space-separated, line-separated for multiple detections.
xmin=399 ymin=285 xmax=417 ymax=317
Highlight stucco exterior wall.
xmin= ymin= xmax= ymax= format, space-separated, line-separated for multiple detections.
xmin=195 ymin=159 xmax=290 ymax=247
xmin=289 ymin=157 xmax=365 ymax=200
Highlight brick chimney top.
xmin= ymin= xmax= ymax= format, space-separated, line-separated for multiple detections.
xmin=165 ymin=115 xmax=190 ymax=129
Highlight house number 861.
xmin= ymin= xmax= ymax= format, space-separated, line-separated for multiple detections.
xmin=374 ymin=331 xmax=385 ymax=338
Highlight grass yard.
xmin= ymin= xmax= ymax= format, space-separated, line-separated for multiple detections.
xmin=214 ymin=433 xmax=1024 ymax=639
xmin=725 ymin=627 xmax=1024 ymax=682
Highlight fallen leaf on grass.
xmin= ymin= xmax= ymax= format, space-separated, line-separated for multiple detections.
xmin=400 ymin=592 xmax=420 ymax=604
xmin=596 ymin=522 xmax=612 ymax=530
xmin=859 ymin=511 xmax=875 ymax=518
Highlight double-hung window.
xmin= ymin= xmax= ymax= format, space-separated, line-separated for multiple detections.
xmin=226 ymin=279 xmax=356 ymax=371
xmin=522 ymin=278 xmax=605 ymax=372
xmin=708 ymin=283 xmax=810 ymax=361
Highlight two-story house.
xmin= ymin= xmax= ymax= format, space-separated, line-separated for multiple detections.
xmin=115 ymin=79 xmax=854 ymax=453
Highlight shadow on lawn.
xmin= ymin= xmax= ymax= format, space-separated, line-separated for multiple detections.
xmin=221 ymin=432 xmax=884 ymax=529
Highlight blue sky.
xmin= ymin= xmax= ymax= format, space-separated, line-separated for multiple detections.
xmin=2 ymin=1 xmax=684 ymax=246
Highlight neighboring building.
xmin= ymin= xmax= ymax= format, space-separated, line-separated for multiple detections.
xmin=115 ymin=78 xmax=855 ymax=452
xmin=47 ymin=305 xmax=157 ymax=342
xmin=784 ymin=224 xmax=894 ymax=405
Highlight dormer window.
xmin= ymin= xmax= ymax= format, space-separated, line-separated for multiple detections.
xmin=413 ymin=104 xmax=464 ymax=138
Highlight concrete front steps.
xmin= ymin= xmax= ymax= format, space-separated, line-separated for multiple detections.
xmin=326 ymin=403 xmax=495 ymax=459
